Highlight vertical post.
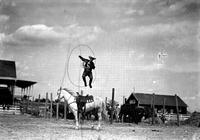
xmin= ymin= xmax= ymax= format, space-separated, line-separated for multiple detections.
xmin=45 ymin=92 xmax=48 ymax=118
xmin=27 ymin=89 xmax=29 ymax=113
xmin=12 ymin=84 xmax=15 ymax=107
xmin=105 ymin=97 xmax=107 ymax=113
xmin=56 ymin=102 xmax=59 ymax=120
xmin=56 ymin=94 xmax=60 ymax=120
xmin=38 ymin=94 xmax=40 ymax=117
xmin=175 ymin=94 xmax=180 ymax=126
xmin=31 ymin=97 xmax=34 ymax=115
xmin=123 ymin=96 xmax=125 ymax=104
xmin=152 ymin=93 xmax=155 ymax=125
xmin=64 ymin=99 xmax=67 ymax=120
xmin=50 ymin=93 xmax=53 ymax=119
xmin=110 ymin=88 xmax=115 ymax=124
xmin=163 ymin=98 xmax=166 ymax=114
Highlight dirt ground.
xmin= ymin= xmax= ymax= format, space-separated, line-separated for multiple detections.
xmin=0 ymin=113 xmax=199 ymax=140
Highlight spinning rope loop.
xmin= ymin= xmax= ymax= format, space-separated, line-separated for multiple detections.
xmin=65 ymin=44 xmax=96 ymax=88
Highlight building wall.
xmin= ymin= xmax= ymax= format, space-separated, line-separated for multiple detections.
xmin=0 ymin=87 xmax=13 ymax=105
xmin=138 ymin=104 xmax=187 ymax=114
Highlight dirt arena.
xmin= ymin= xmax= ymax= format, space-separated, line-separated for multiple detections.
xmin=0 ymin=113 xmax=199 ymax=140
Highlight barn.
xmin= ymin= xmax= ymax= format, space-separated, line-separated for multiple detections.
xmin=125 ymin=93 xmax=188 ymax=114
xmin=0 ymin=60 xmax=36 ymax=106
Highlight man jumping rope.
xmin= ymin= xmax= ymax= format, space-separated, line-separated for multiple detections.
xmin=79 ymin=55 xmax=96 ymax=88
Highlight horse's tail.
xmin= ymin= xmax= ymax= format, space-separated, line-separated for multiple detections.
xmin=101 ymin=100 xmax=109 ymax=121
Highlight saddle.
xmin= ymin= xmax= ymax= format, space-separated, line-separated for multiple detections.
xmin=76 ymin=95 xmax=94 ymax=119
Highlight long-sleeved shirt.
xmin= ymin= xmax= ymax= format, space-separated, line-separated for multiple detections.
xmin=79 ymin=56 xmax=95 ymax=72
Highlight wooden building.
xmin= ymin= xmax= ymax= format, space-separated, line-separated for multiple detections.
xmin=126 ymin=93 xmax=188 ymax=114
xmin=0 ymin=60 xmax=36 ymax=105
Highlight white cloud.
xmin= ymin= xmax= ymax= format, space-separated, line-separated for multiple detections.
xmin=157 ymin=51 xmax=168 ymax=64
xmin=198 ymin=20 xmax=200 ymax=45
xmin=159 ymin=0 xmax=200 ymax=16
xmin=166 ymin=62 xmax=200 ymax=73
xmin=119 ymin=21 xmax=196 ymax=37
xmin=125 ymin=9 xmax=144 ymax=16
xmin=126 ymin=62 xmax=164 ymax=71
xmin=0 ymin=33 xmax=6 ymax=57
xmin=0 ymin=15 xmax=9 ymax=23
xmin=128 ymin=50 xmax=135 ymax=58
xmin=3 ymin=24 xmax=104 ymax=47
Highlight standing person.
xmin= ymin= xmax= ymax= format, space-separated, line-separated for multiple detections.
xmin=79 ymin=55 xmax=96 ymax=88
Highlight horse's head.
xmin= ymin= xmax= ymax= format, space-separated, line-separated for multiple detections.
xmin=55 ymin=87 xmax=63 ymax=102
xmin=55 ymin=88 xmax=76 ymax=102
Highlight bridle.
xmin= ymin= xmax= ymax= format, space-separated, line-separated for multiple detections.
xmin=57 ymin=88 xmax=76 ymax=106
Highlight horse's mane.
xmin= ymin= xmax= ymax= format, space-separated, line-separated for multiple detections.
xmin=62 ymin=88 xmax=78 ymax=97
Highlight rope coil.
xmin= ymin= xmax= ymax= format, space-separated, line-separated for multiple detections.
xmin=61 ymin=44 xmax=96 ymax=88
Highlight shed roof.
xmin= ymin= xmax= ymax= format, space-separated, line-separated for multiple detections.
xmin=0 ymin=78 xmax=36 ymax=88
xmin=0 ymin=60 xmax=16 ymax=78
xmin=0 ymin=60 xmax=36 ymax=88
xmin=16 ymin=80 xmax=36 ymax=89
xmin=127 ymin=93 xmax=187 ymax=107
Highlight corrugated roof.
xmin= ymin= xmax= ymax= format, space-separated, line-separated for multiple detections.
xmin=0 ymin=60 xmax=36 ymax=88
xmin=0 ymin=78 xmax=36 ymax=88
xmin=0 ymin=60 xmax=16 ymax=78
xmin=128 ymin=93 xmax=187 ymax=107
xmin=16 ymin=80 xmax=36 ymax=88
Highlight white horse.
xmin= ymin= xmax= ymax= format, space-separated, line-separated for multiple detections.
xmin=56 ymin=88 xmax=107 ymax=130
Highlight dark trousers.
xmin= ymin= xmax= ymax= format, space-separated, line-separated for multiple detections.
xmin=82 ymin=71 xmax=93 ymax=88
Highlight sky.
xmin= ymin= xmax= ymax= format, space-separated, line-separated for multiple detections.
xmin=0 ymin=0 xmax=199 ymax=111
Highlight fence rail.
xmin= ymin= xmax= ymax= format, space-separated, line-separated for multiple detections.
xmin=158 ymin=113 xmax=191 ymax=121
xmin=19 ymin=93 xmax=68 ymax=120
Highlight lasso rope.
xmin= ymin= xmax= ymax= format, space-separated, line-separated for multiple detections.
xmin=62 ymin=44 xmax=96 ymax=88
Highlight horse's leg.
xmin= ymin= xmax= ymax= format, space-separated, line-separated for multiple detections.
xmin=96 ymin=111 xmax=102 ymax=131
xmin=72 ymin=109 xmax=79 ymax=130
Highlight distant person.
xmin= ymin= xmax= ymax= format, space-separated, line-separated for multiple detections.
xmin=79 ymin=55 xmax=96 ymax=88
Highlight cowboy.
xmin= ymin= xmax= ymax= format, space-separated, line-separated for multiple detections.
xmin=79 ymin=55 xmax=96 ymax=88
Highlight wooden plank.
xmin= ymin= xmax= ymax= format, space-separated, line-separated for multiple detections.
xmin=56 ymin=102 xmax=59 ymax=120
xmin=152 ymin=93 xmax=155 ymax=125
xmin=56 ymin=94 xmax=60 ymax=120
xmin=110 ymin=88 xmax=115 ymax=124
xmin=38 ymin=94 xmax=40 ymax=117
xmin=163 ymin=98 xmax=166 ymax=114
xmin=123 ymin=96 xmax=125 ymax=104
xmin=175 ymin=94 xmax=180 ymax=126
xmin=50 ymin=93 xmax=53 ymax=119
xmin=45 ymin=92 xmax=48 ymax=118
xmin=31 ymin=97 xmax=34 ymax=114
xmin=64 ymin=99 xmax=67 ymax=120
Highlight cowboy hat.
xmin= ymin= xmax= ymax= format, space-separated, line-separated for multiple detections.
xmin=89 ymin=56 xmax=96 ymax=60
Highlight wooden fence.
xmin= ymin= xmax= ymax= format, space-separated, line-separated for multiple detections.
xmin=20 ymin=88 xmax=117 ymax=122
xmin=20 ymin=93 xmax=68 ymax=120
xmin=163 ymin=114 xmax=190 ymax=121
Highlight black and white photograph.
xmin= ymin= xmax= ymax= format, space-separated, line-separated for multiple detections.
xmin=0 ymin=0 xmax=200 ymax=139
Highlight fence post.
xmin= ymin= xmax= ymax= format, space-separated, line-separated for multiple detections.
xmin=45 ymin=92 xmax=48 ymax=118
xmin=56 ymin=102 xmax=59 ymax=120
xmin=27 ymin=95 xmax=29 ymax=113
xmin=163 ymin=98 xmax=166 ymax=114
xmin=110 ymin=88 xmax=115 ymax=124
xmin=50 ymin=93 xmax=53 ymax=119
xmin=38 ymin=94 xmax=40 ymax=117
xmin=64 ymin=99 xmax=67 ymax=120
xmin=31 ymin=97 xmax=34 ymax=115
xmin=175 ymin=94 xmax=180 ymax=126
xmin=152 ymin=93 xmax=155 ymax=125
xmin=105 ymin=97 xmax=107 ymax=104
xmin=56 ymin=94 xmax=60 ymax=120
